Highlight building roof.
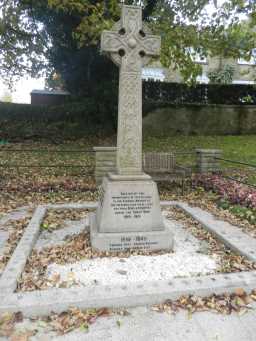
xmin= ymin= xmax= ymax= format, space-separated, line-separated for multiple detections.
xmin=31 ymin=89 xmax=70 ymax=96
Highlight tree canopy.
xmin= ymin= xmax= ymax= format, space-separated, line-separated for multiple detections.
xmin=0 ymin=0 xmax=255 ymax=92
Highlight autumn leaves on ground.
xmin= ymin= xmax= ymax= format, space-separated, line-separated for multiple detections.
xmin=1 ymin=136 xmax=256 ymax=338
xmin=1 ymin=135 xmax=255 ymax=223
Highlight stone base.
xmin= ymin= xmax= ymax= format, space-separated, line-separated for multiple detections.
xmin=90 ymin=173 xmax=173 ymax=252
xmin=95 ymin=174 xmax=165 ymax=233
xmin=90 ymin=213 xmax=173 ymax=252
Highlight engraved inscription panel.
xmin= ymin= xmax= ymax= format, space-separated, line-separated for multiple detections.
xmin=111 ymin=191 xmax=153 ymax=220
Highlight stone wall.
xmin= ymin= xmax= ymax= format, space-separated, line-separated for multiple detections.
xmin=143 ymin=104 xmax=256 ymax=136
xmin=196 ymin=149 xmax=222 ymax=173
xmin=94 ymin=148 xmax=222 ymax=183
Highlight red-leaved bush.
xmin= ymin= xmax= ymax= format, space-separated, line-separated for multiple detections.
xmin=195 ymin=174 xmax=256 ymax=209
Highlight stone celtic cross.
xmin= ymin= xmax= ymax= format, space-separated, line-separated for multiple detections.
xmin=101 ymin=5 xmax=161 ymax=176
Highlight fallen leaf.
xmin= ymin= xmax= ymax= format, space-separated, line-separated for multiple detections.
xmin=234 ymin=288 xmax=245 ymax=297
xmin=10 ymin=329 xmax=35 ymax=341
xmin=80 ymin=323 xmax=89 ymax=332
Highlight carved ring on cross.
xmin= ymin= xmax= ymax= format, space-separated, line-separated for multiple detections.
xmin=106 ymin=21 xmax=152 ymax=68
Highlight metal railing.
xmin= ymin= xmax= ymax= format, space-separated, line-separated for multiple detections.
xmin=0 ymin=149 xmax=196 ymax=168
xmin=0 ymin=148 xmax=96 ymax=192
xmin=0 ymin=148 xmax=196 ymax=193
xmin=215 ymin=157 xmax=256 ymax=169
xmin=214 ymin=156 xmax=256 ymax=188
xmin=0 ymin=149 xmax=95 ymax=169
xmin=174 ymin=151 xmax=196 ymax=174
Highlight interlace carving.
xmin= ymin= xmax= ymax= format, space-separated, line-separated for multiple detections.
xmin=101 ymin=5 xmax=161 ymax=175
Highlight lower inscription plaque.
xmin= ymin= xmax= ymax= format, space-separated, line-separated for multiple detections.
xmin=109 ymin=235 xmax=159 ymax=252
xmin=90 ymin=212 xmax=173 ymax=252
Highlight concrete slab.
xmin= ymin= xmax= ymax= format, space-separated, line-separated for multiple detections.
xmin=238 ymin=306 xmax=256 ymax=336
xmin=27 ymin=305 xmax=256 ymax=341
xmin=195 ymin=310 xmax=254 ymax=341
xmin=95 ymin=177 xmax=165 ymax=233
xmin=1 ymin=271 xmax=256 ymax=318
xmin=0 ymin=206 xmax=46 ymax=294
xmin=175 ymin=202 xmax=256 ymax=262
xmin=0 ymin=206 xmax=31 ymax=227
xmin=0 ymin=231 xmax=9 ymax=255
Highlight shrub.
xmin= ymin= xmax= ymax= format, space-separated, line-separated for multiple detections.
xmin=196 ymin=174 xmax=256 ymax=209
xmin=142 ymin=81 xmax=256 ymax=105
xmin=208 ymin=65 xmax=235 ymax=85
xmin=217 ymin=199 xmax=256 ymax=224
xmin=0 ymin=99 xmax=117 ymax=140
xmin=1 ymin=81 xmax=256 ymax=140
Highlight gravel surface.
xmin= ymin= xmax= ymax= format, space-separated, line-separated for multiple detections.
xmin=46 ymin=215 xmax=218 ymax=288
xmin=47 ymin=252 xmax=217 ymax=288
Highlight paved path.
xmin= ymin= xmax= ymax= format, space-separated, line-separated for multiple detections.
xmin=24 ymin=305 xmax=256 ymax=341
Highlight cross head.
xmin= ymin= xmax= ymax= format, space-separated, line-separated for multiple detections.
xmin=101 ymin=5 xmax=161 ymax=73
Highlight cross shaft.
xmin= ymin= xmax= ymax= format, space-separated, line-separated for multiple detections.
xmin=101 ymin=5 xmax=160 ymax=175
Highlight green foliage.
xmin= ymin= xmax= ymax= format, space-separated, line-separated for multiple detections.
xmin=0 ymin=98 xmax=117 ymax=140
xmin=217 ymin=198 xmax=230 ymax=210
xmin=208 ymin=65 xmax=235 ymax=84
xmin=217 ymin=199 xmax=256 ymax=224
xmin=0 ymin=89 xmax=12 ymax=103
xmin=41 ymin=223 xmax=50 ymax=230
xmin=0 ymin=0 xmax=255 ymax=138
xmin=240 ymin=94 xmax=254 ymax=104
xmin=0 ymin=102 xmax=46 ymax=120
xmin=46 ymin=72 xmax=66 ymax=91
xmin=0 ymin=0 xmax=47 ymax=84
xmin=143 ymin=81 xmax=256 ymax=104
xmin=143 ymin=135 xmax=256 ymax=166
xmin=0 ymin=0 xmax=256 ymax=88
xmin=1 ymin=82 xmax=256 ymax=140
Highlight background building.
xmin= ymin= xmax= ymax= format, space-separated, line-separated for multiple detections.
xmin=30 ymin=90 xmax=70 ymax=105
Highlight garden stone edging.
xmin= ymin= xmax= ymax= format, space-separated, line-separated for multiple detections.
xmin=172 ymin=202 xmax=256 ymax=262
xmin=0 ymin=201 xmax=256 ymax=318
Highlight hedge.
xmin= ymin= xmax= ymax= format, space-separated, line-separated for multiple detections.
xmin=143 ymin=82 xmax=256 ymax=105
xmin=1 ymin=82 xmax=256 ymax=140
xmin=0 ymin=99 xmax=117 ymax=140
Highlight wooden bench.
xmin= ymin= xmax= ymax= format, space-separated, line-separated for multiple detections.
xmin=143 ymin=152 xmax=188 ymax=194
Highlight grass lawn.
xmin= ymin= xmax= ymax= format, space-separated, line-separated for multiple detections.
xmin=144 ymin=135 xmax=256 ymax=184
xmin=0 ymin=135 xmax=255 ymax=186
xmin=143 ymin=135 xmax=256 ymax=164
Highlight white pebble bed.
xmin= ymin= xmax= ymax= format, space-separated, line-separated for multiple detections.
xmin=47 ymin=252 xmax=218 ymax=288
xmin=46 ymin=218 xmax=219 ymax=288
